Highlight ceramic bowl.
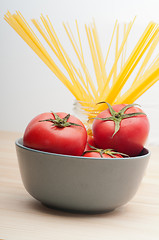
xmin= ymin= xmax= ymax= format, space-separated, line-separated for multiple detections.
xmin=15 ymin=138 xmax=150 ymax=213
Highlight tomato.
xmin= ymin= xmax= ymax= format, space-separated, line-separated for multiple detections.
xmin=83 ymin=152 xmax=124 ymax=158
xmin=92 ymin=103 xmax=150 ymax=157
xmin=84 ymin=135 xmax=97 ymax=151
xmin=83 ymin=147 xmax=125 ymax=158
xmin=83 ymin=143 xmax=127 ymax=158
xmin=23 ymin=112 xmax=87 ymax=156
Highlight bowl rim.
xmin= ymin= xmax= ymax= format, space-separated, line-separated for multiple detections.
xmin=15 ymin=138 xmax=150 ymax=161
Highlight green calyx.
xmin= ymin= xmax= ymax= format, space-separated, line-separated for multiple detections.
xmin=83 ymin=144 xmax=129 ymax=158
xmin=39 ymin=112 xmax=82 ymax=128
xmin=95 ymin=102 xmax=146 ymax=136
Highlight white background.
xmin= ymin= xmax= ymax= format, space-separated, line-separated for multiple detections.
xmin=1 ymin=0 xmax=159 ymax=144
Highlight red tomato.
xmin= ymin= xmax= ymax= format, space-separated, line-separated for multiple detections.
xmin=23 ymin=112 xmax=87 ymax=156
xmin=84 ymin=135 xmax=97 ymax=151
xmin=92 ymin=103 xmax=150 ymax=157
xmin=83 ymin=151 xmax=123 ymax=158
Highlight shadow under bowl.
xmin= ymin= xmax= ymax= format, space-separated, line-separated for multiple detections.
xmin=15 ymin=138 xmax=150 ymax=213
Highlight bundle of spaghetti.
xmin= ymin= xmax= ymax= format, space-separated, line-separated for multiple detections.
xmin=4 ymin=11 xmax=159 ymax=117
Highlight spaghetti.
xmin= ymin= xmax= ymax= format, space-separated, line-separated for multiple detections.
xmin=4 ymin=11 xmax=159 ymax=117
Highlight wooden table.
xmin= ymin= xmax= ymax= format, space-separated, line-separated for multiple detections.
xmin=0 ymin=131 xmax=159 ymax=240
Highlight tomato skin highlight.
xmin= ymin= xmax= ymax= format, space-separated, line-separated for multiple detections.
xmin=83 ymin=152 xmax=123 ymax=158
xmin=92 ymin=104 xmax=150 ymax=157
xmin=23 ymin=112 xmax=87 ymax=156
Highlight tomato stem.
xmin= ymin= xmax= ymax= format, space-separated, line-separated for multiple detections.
xmin=39 ymin=112 xmax=83 ymax=128
xmin=83 ymin=143 xmax=129 ymax=158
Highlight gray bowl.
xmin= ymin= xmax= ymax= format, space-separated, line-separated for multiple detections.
xmin=15 ymin=138 xmax=150 ymax=213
